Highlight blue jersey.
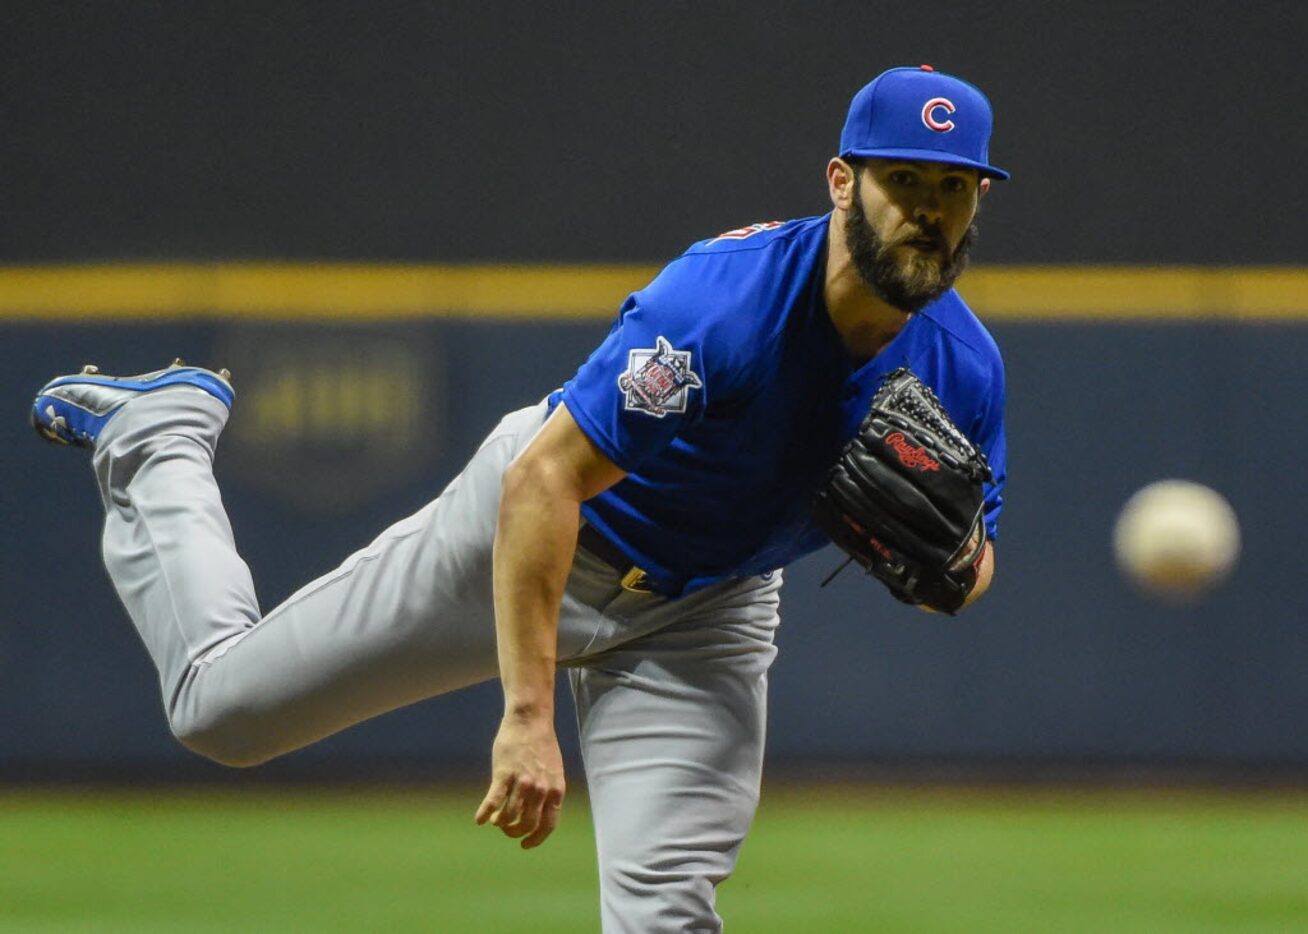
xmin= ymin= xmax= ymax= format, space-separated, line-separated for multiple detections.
xmin=550 ymin=214 xmax=1007 ymax=596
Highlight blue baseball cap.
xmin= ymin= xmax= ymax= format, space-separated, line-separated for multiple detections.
xmin=839 ymin=65 xmax=1009 ymax=180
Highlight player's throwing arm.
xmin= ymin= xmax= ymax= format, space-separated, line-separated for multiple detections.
xmin=475 ymin=403 xmax=627 ymax=848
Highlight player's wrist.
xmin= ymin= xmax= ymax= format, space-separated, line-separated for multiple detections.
xmin=503 ymin=698 xmax=555 ymax=723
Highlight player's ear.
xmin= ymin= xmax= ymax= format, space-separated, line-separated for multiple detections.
xmin=979 ymin=177 xmax=991 ymax=198
xmin=827 ymin=158 xmax=858 ymax=210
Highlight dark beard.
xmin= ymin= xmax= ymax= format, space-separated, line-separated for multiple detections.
xmin=844 ymin=185 xmax=977 ymax=314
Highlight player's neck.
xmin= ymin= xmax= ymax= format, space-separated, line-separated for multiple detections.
xmin=822 ymin=215 xmax=912 ymax=365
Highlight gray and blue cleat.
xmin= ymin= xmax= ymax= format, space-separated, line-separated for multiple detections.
xmin=31 ymin=359 xmax=234 ymax=448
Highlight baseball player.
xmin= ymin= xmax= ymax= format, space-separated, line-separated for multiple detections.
xmin=30 ymin=65 xmax=1008 ymax=932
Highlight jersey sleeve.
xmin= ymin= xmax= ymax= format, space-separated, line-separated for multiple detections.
xmin=968 ymin=358 xmax=1007 ymax=541
xmin=925 ymin=297 xmax=1009 ymax=543
xmin=558 ymin=263 xmax=723 ymax=472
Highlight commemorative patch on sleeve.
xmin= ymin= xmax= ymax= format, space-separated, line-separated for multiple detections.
xmin=617 ymin=335 xmax=703 ymax=418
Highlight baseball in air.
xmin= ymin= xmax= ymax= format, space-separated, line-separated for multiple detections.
xmin=1112 ymin=480 xmax=1240 ymax=600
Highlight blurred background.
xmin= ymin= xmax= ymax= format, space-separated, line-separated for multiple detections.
xmin=2 ymin=2 xmax=1306 ymax=930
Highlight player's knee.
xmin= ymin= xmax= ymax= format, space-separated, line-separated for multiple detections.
xmin=169 ymin=710 xmax=277 ymax=768
xmin=601 ymin=859 xmax=722 ymax=933
xmin=173 ymin=726 xmax=271 ymax=768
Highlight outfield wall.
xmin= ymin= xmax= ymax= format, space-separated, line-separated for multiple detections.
xmin=1 ymin=266 xmax=1304 ymax=778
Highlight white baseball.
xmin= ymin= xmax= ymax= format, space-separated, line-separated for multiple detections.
xmin=1113 ymin=480 xmax=1240 ymax=600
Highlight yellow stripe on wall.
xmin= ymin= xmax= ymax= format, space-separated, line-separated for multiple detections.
xmin=0 ymin=264 xmax=661 ymax=321
xmin=960 ymin=267 xmax=1308 ymax=321
xmin=0 ymin=263 xmax=1303 ymax=322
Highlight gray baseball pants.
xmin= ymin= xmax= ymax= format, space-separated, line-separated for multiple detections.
xmin=91 ymin=388 xmax=782 ymax=933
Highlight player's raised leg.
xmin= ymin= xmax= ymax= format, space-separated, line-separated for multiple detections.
xmin=33 ymin=363 xmax=266 ymax=709
xmin=570 ymin=575 xmax=781 ymax=933
xmin=31 ymin=363 xmax=603 ymax=766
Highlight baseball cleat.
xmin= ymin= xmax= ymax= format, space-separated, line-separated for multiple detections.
xmin=31 ymin=360 xmax=234 ymax=448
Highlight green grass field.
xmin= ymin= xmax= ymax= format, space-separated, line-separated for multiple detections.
xmin=2 ymin=784 xmax=1305 ymax=932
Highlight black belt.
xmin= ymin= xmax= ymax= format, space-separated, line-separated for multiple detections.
xmin=577 ymin=524 xmax=656 ymax=593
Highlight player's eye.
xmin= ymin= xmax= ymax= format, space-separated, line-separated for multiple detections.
xmin=942 ymin=176 xmax=968 ymax=193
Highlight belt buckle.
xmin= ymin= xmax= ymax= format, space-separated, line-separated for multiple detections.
xmin=621 ymin=566 xmax=654 ymax=594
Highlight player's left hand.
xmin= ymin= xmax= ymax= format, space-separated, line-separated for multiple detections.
xmin=812 ymin=367 xmax=992 ymax=614
xmin=474 ymin=712 xmax=566 ymax=849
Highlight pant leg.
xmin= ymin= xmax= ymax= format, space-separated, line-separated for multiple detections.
xmin=570 ymin=574 xmax=782 ymax=934
xmin=92 ymin=391 xmax=601 ymax=766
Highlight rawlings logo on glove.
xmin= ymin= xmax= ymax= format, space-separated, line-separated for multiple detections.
xmin=884 ymin=432 xmax=941 ymax=471
xmin=812 ymin=368 xmax=992 ymax=614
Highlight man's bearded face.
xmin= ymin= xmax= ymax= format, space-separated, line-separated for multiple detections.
xmin=844 ymin=170 xmax=977 ymax=314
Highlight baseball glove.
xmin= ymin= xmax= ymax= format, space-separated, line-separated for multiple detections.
xmin=813 ymin=367 xmax=993 ymax=614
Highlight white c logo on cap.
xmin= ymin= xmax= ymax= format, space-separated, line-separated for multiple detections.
xmin=921 ymin=97 xmax=956 ymax=132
